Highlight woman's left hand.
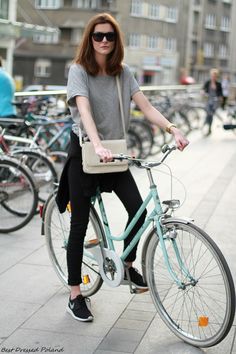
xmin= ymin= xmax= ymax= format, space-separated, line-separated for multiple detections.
xmin=172 ymin=128 xmax=189 ymax=151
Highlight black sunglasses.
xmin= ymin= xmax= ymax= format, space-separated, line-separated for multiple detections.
xmin=92 ymin=32 xmax=116 ymax=42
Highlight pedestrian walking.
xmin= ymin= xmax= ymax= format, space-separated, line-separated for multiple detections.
xmin=202 ymin=68 xmax=223 ymax=136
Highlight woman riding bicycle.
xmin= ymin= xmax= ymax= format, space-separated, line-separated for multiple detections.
xmin=56 ymin=12 xmax=189 ymax=322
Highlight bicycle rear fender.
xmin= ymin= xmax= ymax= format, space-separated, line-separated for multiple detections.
xmin=141 ymin=216 xmax=194 ymax=282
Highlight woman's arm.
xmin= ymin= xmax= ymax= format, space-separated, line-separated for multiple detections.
xmin=132 ymin=91 xmax=189 ymax=151
xmin=76 ymin=96 xmax=113 ymax=161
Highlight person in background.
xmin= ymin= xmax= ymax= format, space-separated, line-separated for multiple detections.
xmin=203 ymin=68 xmax=222 ymax=136
xmin=221 ymin=74 xmax=230 ymax=110
xmin=56 ymin=12 xmax=189 ymax=323
xmin=0 ymin=57 xmax=17 ymax=118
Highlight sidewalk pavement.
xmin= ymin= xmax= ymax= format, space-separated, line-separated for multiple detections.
xmin=0 ymin=126 xmax=236 ymax=354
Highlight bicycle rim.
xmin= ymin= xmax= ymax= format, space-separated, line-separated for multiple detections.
xmin=145 ymin=222 xmax=235 ymax=347
xmin=0 ymin=159 xmax=38 ymax=233
xmin=44 ymin=195 xmax=105 ymax=297
xmin=12 ymin=150 xmax=58 ymax=205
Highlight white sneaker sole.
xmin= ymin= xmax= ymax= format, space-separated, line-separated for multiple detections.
xmin=67 ymin=306 xmax=94 ymax=322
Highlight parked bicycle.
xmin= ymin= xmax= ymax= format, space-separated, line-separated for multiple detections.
xmin=41 ymin=144 xmax=235 ymax=348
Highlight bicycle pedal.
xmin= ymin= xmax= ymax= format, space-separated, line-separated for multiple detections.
xmin=84 ymin=239 xmax=100 ymax=249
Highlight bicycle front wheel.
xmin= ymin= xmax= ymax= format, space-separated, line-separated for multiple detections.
xmin=43 ymin=194 xmax=105 ymax=297
xmin=145 ymin=221 xmax=235 ymax=348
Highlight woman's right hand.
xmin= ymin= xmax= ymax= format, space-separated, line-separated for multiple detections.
xmin=95 ymin=145 xmax=113 ymax=163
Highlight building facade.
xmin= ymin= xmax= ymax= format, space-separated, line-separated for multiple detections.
xmin=9 ymin=0 xmax=236 ymax=88
xmin=186 ymin=0 xmax=235 ymax=83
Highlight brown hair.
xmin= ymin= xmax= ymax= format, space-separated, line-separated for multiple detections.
xmin=74 ymin=13 xmax=124 ymax=76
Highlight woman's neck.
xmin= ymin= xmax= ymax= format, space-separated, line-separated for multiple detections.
xmin=95 ymin=53 xmax=107 ymax=75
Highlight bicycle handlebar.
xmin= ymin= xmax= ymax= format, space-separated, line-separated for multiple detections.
xmin=112 ymin=144 xmax=177 ymax=169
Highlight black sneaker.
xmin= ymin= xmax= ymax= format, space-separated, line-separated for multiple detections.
xmin=67 ymin=295 xmax=93 ymax=322
xmin=124 ymin=267 xmax=148 ymax=289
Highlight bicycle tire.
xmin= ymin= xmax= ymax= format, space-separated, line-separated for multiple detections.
xmin=43 ymin=194 xmax=106 ymax=297
xmin=0 ymin=156 xmax=38 ymax=233
xmin=144 ymin=220 xmax=235 ymax=348
xmin=12 ymin=149 xmax=58 ymax=205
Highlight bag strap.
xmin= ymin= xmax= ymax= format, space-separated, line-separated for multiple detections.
xmin=79 ymin=75 xmax=126 ymax=146
xmin=116 ymin=75 xmax=126 ymax=139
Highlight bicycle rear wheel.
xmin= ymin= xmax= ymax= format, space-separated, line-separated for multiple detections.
xmin=145 ymin=221 xmax=235 ymax=348
xmin=43 ymin=194 xmax=105 ymax=297
xmin=0 ymin=156 xmax=38 ymax=233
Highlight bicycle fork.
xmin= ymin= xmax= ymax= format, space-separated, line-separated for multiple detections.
xmin=156 ymin=221 xmax=197 ymax=289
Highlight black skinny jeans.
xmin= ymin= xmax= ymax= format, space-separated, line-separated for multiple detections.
xmin=67 ymin=158 xmax=146 ymax=286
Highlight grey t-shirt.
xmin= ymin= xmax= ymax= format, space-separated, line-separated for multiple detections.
xmin=67 ymin=63 xmax=140 ymax=140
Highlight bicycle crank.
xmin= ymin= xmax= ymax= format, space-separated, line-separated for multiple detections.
xmin=87 ymin=246 xmax=124 ymax=287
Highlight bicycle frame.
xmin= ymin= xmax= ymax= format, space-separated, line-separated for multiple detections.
xmin=89 ymin=167 xmax=195 ymax=289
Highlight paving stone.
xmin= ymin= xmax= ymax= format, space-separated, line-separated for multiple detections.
xmin=121 ymin=309 xmax=155 ymax=322
xmin=0 ymin=300 xmax=40 ymax=338
xmin=98 ymin=328 xmax=144 ymax=353
xmin=114 ymin=318 xmax=150 ymax=331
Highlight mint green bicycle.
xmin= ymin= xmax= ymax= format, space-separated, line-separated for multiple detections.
xmin=42 ymin=145 xmax=235 ymax=348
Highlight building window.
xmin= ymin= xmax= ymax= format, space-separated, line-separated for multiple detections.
xmin=166 ymin=7 xmax=178 ymax=23
xmin=131 ymin=0 xmax=142 ymax=16
xmin=148 ymin=4 xmax=159 ymax=19
xmin=164 ymin=38 xmax=176 ymax=52
xmin=128 ymin=33 xmax=141 ymax=48
xmin=218 ymin=44 xmax=227 ymax=59
xmin=0 ymin=0 xmax=8 ymax=19
xmin=35 ymin=0 xmax=62 ymax=9
xmin=147 ymin=36 xmax=158 ymax=50
xmin=221 ymin=16 xmax=230 ymax=31
xmin=34 ymin=59 xmax=51 ymax=77
xmin=203 ymin=42 xmax=214 ymax=57
xmin=205 ymin=14 xmax=216 ymax=29
xmin=33 ymin=31 xmax=59 ymax=44
xmin=74 ymin=0 xmax=98 ymax=8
